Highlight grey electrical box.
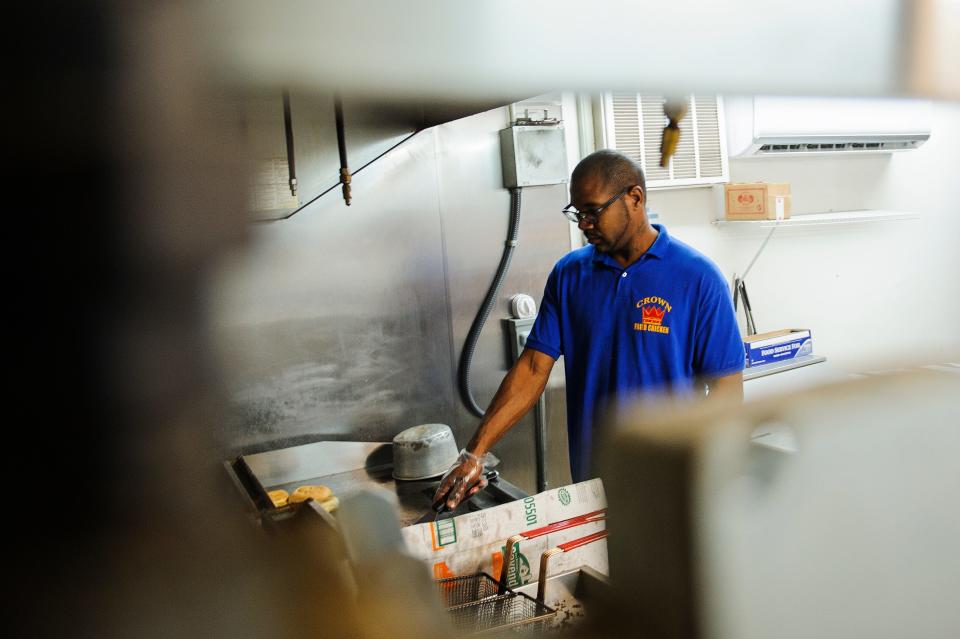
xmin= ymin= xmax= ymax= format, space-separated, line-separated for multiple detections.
xmin=499 ymin=125 xmax=568 ymax=188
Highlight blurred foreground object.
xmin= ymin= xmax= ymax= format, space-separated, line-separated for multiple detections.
xmin=201 ymin=0 xmax=954 ymax=99
xmin=338 ymin=490 xmax=453 ymax=639
xmin=597 ymin=370 xmax=960 ymax=639
xmin=9 ymin=3 xmax=442 ymax=638
xmin=908 ymin=0 xmax=960 ymax=99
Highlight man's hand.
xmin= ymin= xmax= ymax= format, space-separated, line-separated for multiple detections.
xmin=432 ymin=348 xmax=556 ymax=511
xmin=432 ymin=449 xmax=488 ymax=511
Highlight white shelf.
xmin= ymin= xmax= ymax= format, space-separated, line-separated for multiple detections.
xmin=713 ymin=209 xmax=919 ymax=228
xmin=743 ymin=355 xmax=827 ymax=381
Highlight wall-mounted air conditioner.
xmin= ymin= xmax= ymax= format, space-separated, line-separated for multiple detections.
xmin=725 ymin=96 xmax=932 ymax=158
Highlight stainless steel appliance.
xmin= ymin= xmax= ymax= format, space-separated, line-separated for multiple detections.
xmin=227 ymin=440 xmax=528 ymax=527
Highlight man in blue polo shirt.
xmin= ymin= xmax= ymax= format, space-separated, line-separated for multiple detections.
xmin=436 ymin=150 xmax=744 ymax=508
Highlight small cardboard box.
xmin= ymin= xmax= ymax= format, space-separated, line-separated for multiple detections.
xmin=725 ymin=182 xmax=792 ymax=221
xmin=743 ymin=328 xmax=813 ymax=367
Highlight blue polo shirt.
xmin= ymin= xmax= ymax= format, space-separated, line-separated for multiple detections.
xmin=524 ymin=224 xmax=744 ymax=481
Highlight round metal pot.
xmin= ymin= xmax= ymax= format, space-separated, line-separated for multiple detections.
xmin=392 ymin=423 xmax=459 ymax=481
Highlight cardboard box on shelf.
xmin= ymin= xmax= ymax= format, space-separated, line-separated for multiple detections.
xmin=725 ymin=182 xmax=792 ymax=220
xmin=743 ymin=328 xmax=813 ymax=367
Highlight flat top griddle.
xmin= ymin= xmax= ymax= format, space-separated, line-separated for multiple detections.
xmin=233 ymin=440 xmax=527 ymax=526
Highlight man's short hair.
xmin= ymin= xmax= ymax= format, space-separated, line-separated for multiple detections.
xmin=571 ymin=149 xmax=646 ymax=195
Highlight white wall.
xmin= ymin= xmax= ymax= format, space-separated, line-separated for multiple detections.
xmin=646 ymin=101 xmax=960 ymax=372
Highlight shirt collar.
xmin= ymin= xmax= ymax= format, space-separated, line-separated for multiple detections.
xmin=591 ymin=223 xmax=671 ymax=268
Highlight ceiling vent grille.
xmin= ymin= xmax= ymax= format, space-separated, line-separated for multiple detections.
xmin=601 ymin=93 xmax=729 ymax=189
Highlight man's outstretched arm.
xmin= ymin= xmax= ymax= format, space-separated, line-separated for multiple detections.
xmin=434 ymin=348 xmax=556 ymax=509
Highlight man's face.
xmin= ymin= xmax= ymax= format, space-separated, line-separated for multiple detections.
xmin=570 ymin=172 xmax=643 ymax=254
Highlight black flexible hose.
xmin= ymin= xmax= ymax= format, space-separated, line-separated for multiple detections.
xmin=458 ymin=187 xmax=522 ymax=417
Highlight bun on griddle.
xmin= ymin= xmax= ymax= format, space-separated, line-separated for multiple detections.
xmin=288 ymin=485 xmax=333 ymax=504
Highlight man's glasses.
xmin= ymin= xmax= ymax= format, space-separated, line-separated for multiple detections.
xmin=561 ymin=185 xmax=637 ymax=224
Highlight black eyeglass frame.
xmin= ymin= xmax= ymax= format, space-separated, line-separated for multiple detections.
xmin=561 ymin=185 xmax=639 ymax=224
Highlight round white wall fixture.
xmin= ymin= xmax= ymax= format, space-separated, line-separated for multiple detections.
xmin=510 ymin=294 xmax=537 ymax=319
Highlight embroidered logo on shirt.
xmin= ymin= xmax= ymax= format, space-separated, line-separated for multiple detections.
xmin=634 ymin=296 xmax=672 ymax=335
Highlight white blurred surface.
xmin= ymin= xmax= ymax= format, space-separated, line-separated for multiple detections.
xmin=699 ymin=372 xmax=960 ymax=639
xmin=199 ymin=0 xmax=907 ymax=98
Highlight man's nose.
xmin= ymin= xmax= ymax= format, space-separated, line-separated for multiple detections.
xmin=577 ymin=217 xmax=595 ymax=230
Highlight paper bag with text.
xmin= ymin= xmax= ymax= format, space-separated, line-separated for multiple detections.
xmin=401 ymin=479 xmax=608 ymax=588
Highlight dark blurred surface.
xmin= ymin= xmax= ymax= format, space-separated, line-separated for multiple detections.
xmin=10 ymin=3 xmax=367 ymax=637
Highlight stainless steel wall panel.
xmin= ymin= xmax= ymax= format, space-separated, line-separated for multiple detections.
xmin=289 ymin=92 xmax=424 ymax=211
xmin=435 ymin=110 xmax=573 ymax=493
xmin=211 ymin=128 xmax=458 ymax=453
xmin=212 ymin=104 xmax=576 ymax=492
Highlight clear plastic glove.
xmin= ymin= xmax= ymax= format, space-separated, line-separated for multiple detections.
xmin=432 ymin=449 xmax=487 ymax=511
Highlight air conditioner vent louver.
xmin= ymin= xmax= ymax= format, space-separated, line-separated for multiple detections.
xmin=756 ymin=140 xmax=923 ymax=154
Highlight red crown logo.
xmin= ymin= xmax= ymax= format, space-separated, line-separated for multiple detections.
xmin=641 ymin=305 xmax=666 ymax=325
